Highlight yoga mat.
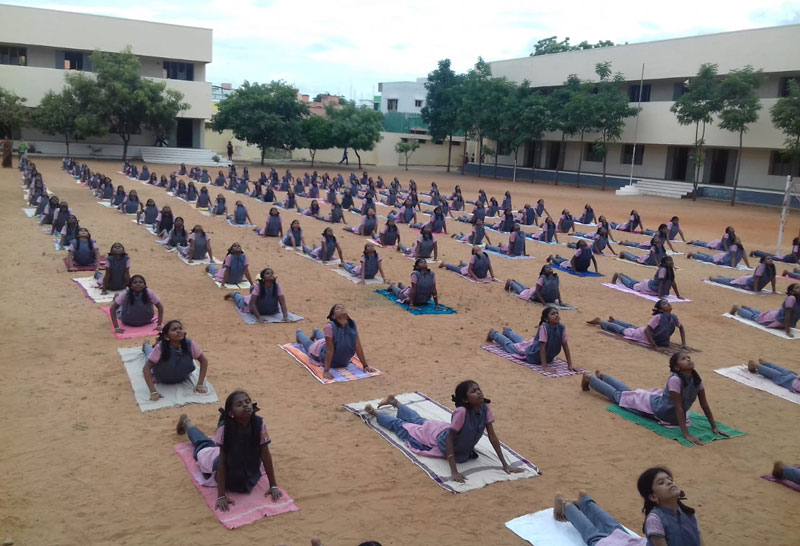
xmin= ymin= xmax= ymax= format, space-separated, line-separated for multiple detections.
xmin=606 ymin=406 xmax=745 ymax=447
xmin=226 ymin=218 xmax=254 ymax=227
xmin=100 ymin=307 xmax=159 ymax=339
xmin=526 ymin=237 xmax=561 ymax=246
xmin=343 ymin=392 xmax=539 ymax=493
xmin=234 ymin=307 xmax=303 ymax=324
xmin=551 ymin=263 xmax=603 ymax=277
xmin=73 ymin=276 xmax=121 ymax=303
xmin=180 ymin=255 xmax=222 ymax=266
xmin=761 ymin=474 xmax=800 ymax=493
xmin=505 ymin=509 xmax=639 ymax=546
xmin=715 ymin=365 xmax=800 ymax=405
xmin=278 ymin=342 xmax=381 ymax=384
xmin=702 ymin=279 xmax=775 ymax=295
xmin=602 ymin=283 xmax=690 ymax=303
xmin=595 ymin=329 xmax=700 ymax=354
xmin=63 ymin=257 xmax=106 ymax=272
xmin=691 ymin=259 xmax=754 ymax=271
xmin=449 ymin=270 xmax=500 ymax=284
xmin=403 ymin=255 xmax=440 ymax=264
xmin=118 ymin=347 xmax=218 ymax=412
xmin=173 ymin=442 xmax=299 ymax=528
xmin=197 ymin=208 xmax=213 ymax=217
xmin=376 ymin=289 xmax=457 ymax=315
xmin=331 ymin=267 xmax=385 ymax=285
xmin=97 ymin=200 xmax=113 ymax=208
xmin=481 ymin=344 xmax=583 ymax=377
xmin=779 ymin=275 xmax=800 ymax=282
xmin=574 ymin=221 xmax=597 ymax=227
xmin=295 ymin=252 xmax=341 ymax=266
xmin=515 ymin=296 xmax=577 ymax=311
xmin=21 ymin=207 xmax=36 ymax=217
xmin=722 ymin=313 xmax=800 ymax=339
xmin=614 ymin=257 xmax=658 ymax=269
xmin=366 ymin=237 xmax=385 ymax=248
xmin=484 ymin=249 xmax=534 ymax=260
xmin=210 ymin=274 xmax=252 ymax=290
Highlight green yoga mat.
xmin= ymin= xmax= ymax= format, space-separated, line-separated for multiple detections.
xmin=375 ymin=289 xmax=457 ymax=315
xmin=606 ymin=406 xmax=745 ymax=447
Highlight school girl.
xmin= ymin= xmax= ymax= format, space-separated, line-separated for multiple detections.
xmin=547 ymin=240 xmax=599 ymax=273
xmin=577 ymin=204 xmax=595 ymax=225
xmin=393 ymin=198 xmax=418 ymax=224
xmin=186 ymin=181 xmax=198 ymax=202
xmin=322 ymin=198 xmax=347 ymax=224
xmin=528 ymin=216 xmax=559 ymax=244
xmin=505 ymin=265 xmax=565 ymax=306
xmin=784 ymin=267 xmax=800 ymax=280
xmin=224 ymin=267 xmax=291 ymax=322
xmin=303 ymin=227 xmax=345 ymax=264
xmin=282 ymin=220 xmax=306 ymax=250
xmin=587 ymin=298 xmax=687 ymax=350
xmin=687 ymin=237 xmax=750 ymax=268
xmin=112 ymin=185 xmax=127 ymax=207
xmin=180 ymin=225 xmax=213 ymax=263
xmin=97 ymin=242 xmax=130 ymax=294
xmin=213 ymin=171 xmax=226 ymax=186
xmin=228 ymin=201 xmax=253 ymax=226
xmin=557 ymin=210 xmax=576 ymax=233
xmin=299 ymin=199 xmax=322 ymax=218
xmin=492 ymin=209 xmax=516 ymax=232
xmin=611 ymin=256 xmax=685 ymax=299
xmin=400 ymin=225 xmax=438 ymax=260
xmin=637 ymin=467 xmax=703 ymax=545
xmin=487 ymin=306 xmax=574 ymax=372
xmin=176 ymin=179 xmax=188 ymax=198
xmin=109 ymin=275 xmax=164 ymax=333
xmin=452 ymin=218 xmax=492 ymax=247
xmin=552 ymin=491 xmax=647 ymax=546
xmin=344 ymin=243 xmax=387 ymax=284
xmin=708 ymin=255 xmax=776 ymax=293
xmin=364 ymin=382 xmax=521 ymax=483
xmin=389 ymin=258 xmax=440 ymax=308
xmin=164 ymin=217 xmax=189 ymax=250
xmin=296 ymin=303 xmax=377 ymax=380
xmin=486 ymin=197 xmax=500 ymax=218
xmin=645 ymin=216 xmax=686 ymax=242
xmin=375 ymin=218 xmax=402 ymax=250
xmin=440 ymin=245 xmax=495 ymax=281
xmin=516 ymin=204 xmax=537 ymax=226
xmin=39 ymin=195 xmax=59 ymax=223
xmin=747 ymin=358 xmax=800 ymax=394
xmin=344 ymin=208 xmax=379 ymax=237
xmin=139 ymin=165 xmax=150 ymax=181
xmin=486 ymin=224 xmax=527 ymax=257
xmin=196 ymin=186 xmax=211 ymax=209
xmin=750 ymin=236 xmax=800 ymax=264
xmin=60 ymin=215 xmax=80 ymax=249
xmin=611 ymin=210 xmax=645 ymax=233
xmin=619 ymin=237 xmax=666 ymax=266
xmin=211 ymin=195 xmax=228 ymax=216
xmin=689 ymin=226 xmax=735 ymax=251
xmin=142 ymin=320 xmax=208 ymax=400
xmin=465 ymin=201 xmax=487 ymax=224
xmin=50 ymin=202 xmax=73 ymax=234
xmin=154 ymin=206 xmax=174 ymax=237
xmin=262 ymin=185 xmax=276 ymax=203
xmin=729 ymin=283 xmax=800 ymax=337
xmin=119 ymin=189 xmax=141 ymax=215
xmin=67 ymin=228 xmax=100 ymax=268
xmin=412 ymin=206 xmax=447 ymax=234
xmin=207 ymin=243 xmax=254 ymax=286
xmin=257 ymin=208 xmax=283 ymax=237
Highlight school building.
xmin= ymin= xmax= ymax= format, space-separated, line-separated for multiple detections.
xmin=480 ymin=24 xmax=800 ymax=204
xmin=0 ymin=4 xmax=213 ymax=161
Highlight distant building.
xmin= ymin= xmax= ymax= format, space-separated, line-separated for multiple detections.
xmin=378 ymin=79 xmax=430 ymax=135
xmin=212 ymin=83 xmax=234 ymax=102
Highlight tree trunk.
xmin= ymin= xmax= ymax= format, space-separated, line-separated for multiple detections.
xmin=461 ymin=135 xmax=466 ymax=176
xmin=513 ymin=147 xmax=518 ymax=182
xmin=446 ymin=133 xmax=453 ymax=173
xmin=576 ymin=130 xmax=585 ymax=188
xmin=530 ymin=140 xmax=536 ymax=184
xmin=691 ymin=122 xmax=700 ymax=201
xmin=310 ymin=150 xmax=316 ymax=167
xmin=354 ymin=149 xmax=362 ymax=169
xmin=121 ymin=134 xmax=130 ymax=163
xmin=730 ymin=131 xmax=743 ymax=206
xmin=477 ymin=134 xmax=483 ymax=177
xmin=493 ymin=146 xmax=498 ymax=179
xmin=601 ymin=136 xmax=608 ymax=191
xmin=404 ymin=154 xmax=409 ymax=171
xmin=554 ymin=133 xmax=565 ymax=186
xmin=65 ymin=136 xmax=70 ymax=156
xmin=260 ymin=147 xmax=266 ymax=166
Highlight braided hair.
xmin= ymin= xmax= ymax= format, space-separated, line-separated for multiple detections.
xmin=759 ymin=255 xmax=776 ymax=279
xmin=659 ymin=256 xmax=675 ymax=284
xmin=155 ymin=320 xmax=190 ymax=364
xmin=669 ymin=351 xmax=702 ymax=386
xmin=539 ymin=306 xmax=557 ymax=326
xmin=652 ymin=298 xmax=669 ymax=316
xmin=637 ymin=466 xmax=695 ymax=531
xmin=217 ymin=390 xmax=261 ymax=455
xmin=126 ymin=274 xmax=151 ymax=306
xmin=257 ymin=268 xmax=278 ymax=305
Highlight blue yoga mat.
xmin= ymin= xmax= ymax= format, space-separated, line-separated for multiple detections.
xmin=375 ymin=289 xmax=456 ymax=315
xmin=551 ymin=263 xmax=604 ymax=277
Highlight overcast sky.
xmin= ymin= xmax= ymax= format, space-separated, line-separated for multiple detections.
xmin=9 ymin=0 xmax=800 ymax=100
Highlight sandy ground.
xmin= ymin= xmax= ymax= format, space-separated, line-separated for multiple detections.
xmin=1 ymin=158 xmax=798 ymax=546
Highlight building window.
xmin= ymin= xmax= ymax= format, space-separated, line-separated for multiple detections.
xmin=672 ymin=82 xmax=690 ymax=101
xmin=0 ymin=46 xmax=26 ymax=66
xmin=414 ymin=99 xmax=423 ymax=107
xmin=417 ymin=139 xmax=425 ymax=144
xmin=621 ymin=144 xmax=644 ymax=165
xmin=779 ymin=76 xmax=800 ymax=98
xmin=769 ymin=151 xmax=800 ymax=177
xmin=387 ymin=99 xmax=398 ymax=111
xmin=628 ymin=84 xmax=651 ymax=102
xmin=163 ymin=61 xmax=194 ymax=81
xmin=584 ymin=143 xmax=604 ymax=162
xmin=64 ymin=51 xmax=85 ymax=71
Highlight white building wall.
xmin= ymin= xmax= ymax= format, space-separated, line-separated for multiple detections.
xmin=379 ymin=80 xmax=427 ymax=114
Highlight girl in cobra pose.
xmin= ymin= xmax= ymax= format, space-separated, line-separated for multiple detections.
xmin=610 ymin=256 xmax=685 ymax=299
xmin=505 ymin=264 xmax=565 ymax=306
xmin=487 ymin=306 xmax=574 ymax=372
xmin=109 ymin=275 xmax=164 ymax=333
xmin=389 ymin=258 xmax=441 ymax=309
xmin=440 ymin=245 xmax=495 ymax=282
xmin=343 ymin=243 xmax=387 ymax=284
xmin=587 ymin=298 xmax=687 ymax=352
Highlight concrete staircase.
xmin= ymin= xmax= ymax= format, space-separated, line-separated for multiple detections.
xmin=616 ymin=178 xmax=696 ymax=199
xmin=140 ymin=147 xmax=231 ymax=167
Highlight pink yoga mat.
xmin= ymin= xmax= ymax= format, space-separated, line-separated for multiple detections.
xmin=100 ymin=307 xmax=160 ymax=339
xmin=761 ymin=474 xmax=800 ymax=492
xmin=63 ymin=257 xmax=107 ymax=272
xmin=481 ymin=344 xmax=584 ymax=378
xmin=602 ymin=282 xmax=690 ymax=303
xmin=173 ymin=442 xmax=300 ymax=529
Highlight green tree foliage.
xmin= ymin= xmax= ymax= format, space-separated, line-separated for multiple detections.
xmin=395 ymin=140 xmax=420 ymax=170
xmin=592 ymin=62 xmax=640 ymax=190
xmin=500 ymin=82 xmax=548 ymax=180
xmin=421 ymin=59 xmax=464 ymax=172
xmin=770 ymin=79 xmax=800 ymax=180
xmin=327 ymin=101 xmax=383 ymax=169
xmin=718 ymin=66 xmax=763 ymax=205
xmin=301 ymin=115 xmax=334 ymax=166
xmin=33 ymin=82 xmax=105 ymax=155
xmin=531 ymin=36 xmax=616 ymax=56
xmin=562 ymin=79 xmax=598 ymax=187
xmin=547 ymin=75 xmax=582 ymax=184
xmin=0 ymin=87 xmax=28 ymax=139
xmin=670 ymin=63 xmax=722 ymax=199
xmin=212 ymin=80 xmax=308 ymax=165
xmin=457 ymin=58 xmax=500 ymax=177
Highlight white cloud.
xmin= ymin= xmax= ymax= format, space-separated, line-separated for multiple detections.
xmin=8 ymin=0 xmax=800 ymax=99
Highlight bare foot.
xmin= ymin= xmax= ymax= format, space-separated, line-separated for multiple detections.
xmin=586 ymin=317 xmax=602 ymax=325
xmin=772 ymin=461 xmax=785 ymax=479
xmin=487 ymin=329 xmax=496 ymax=342
xmin=438 ymin=262 xmax=445 ymax=269
xmin=176 ymin=414 xmax=191 ymax=435
xmin=783 ymin=269 xmax=791 ymax=277
xmin=504 ymin=279 xmax=512 ymax=291
xmin=730 ymin=304 xmax=739 ymax=315
xmin=747 ymin=360 xmax=758 ymax=373
xmin=553 ymin=493 xmax=568 ymax=521
xmin=377 ymin=395 xmax=398 ymax=408
xmin=607 ymin=316 xmax=615 ymax=323
xmin=581 ymin=372 xmax=591 ymax=391
xmin=686 ymin=253 xmax=694 ymax=259
xmin=595 ymin=369 xmax=604 ymax=380
xmin=546 ymin=254 xmax=554 ymax=263
xmin=618 ymin=252 xmax=625 ymax=258
xmin=611 ymin=272 xmax=620 ymax=285
xmin=758 ymin=357 xmax=768 ymax=365
xmin=578 ymin=489 xmax=589 ymax=501
xmin=363 ymin=404 xmax=377 ymax=417
xmin=223 ymin=293 xmax=234 ymax=301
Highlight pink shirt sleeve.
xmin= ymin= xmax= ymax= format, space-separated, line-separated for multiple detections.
xmin=509 ymin=232 xmax=517 ymax=243
xmin=323 ymin=322 xmax=334 ymax=338
xmin=535 ymin=277 xmax=544 ymax=288
xmin=449 ymin=406 xmax=467 ymax=432
xmin=537 ymin=324 xmax=548 ymax=342
xmin=485 ymin=405 xmax=495 ymax=424
xmin=658 ymin=267 xmax=667 ymax=279
xmin=417 ymin=234 xmax=424 ymax=243
xmin=147 ymin=344 xmax=162 ymax=363
xmin=754 ymin=264 xmax=765 ymax=277
xmin=573 ymin=249 xmax=581 ymax=258
xmin=114 ymin=291 xmax=127 ymax=306
xmin=786 ymin=296 xmax=797 ymax=309
xmin=213 ymin=421 xmax=268 ymax=447
xmin=189 ymin=340 xmax=203 ymax=359
xmin=647 ymin=315 xmax=662 ymax=329
xmin=410 ymin=271 xmax=419 ymax=286
xmin=644 ymin=512 xmax=665 ymax=537
xmin=146 ymin=288 xmax=161 ymax=305
xmin=469 ymin=255 xmax=477 ymax=266
xmin=223 ymin=255 xmax=232 ymax=267
xmin=667 ymin=375 xmax=704 ymax=393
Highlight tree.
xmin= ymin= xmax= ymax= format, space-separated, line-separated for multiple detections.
xmin=421 ymin=59 xmax=464 ymax=172
xmin=562 ymin=79 xmax=597 ymax=187
xmin=301 ymin=115 xmax=334 ymax=166
xmin=0 ymin=87 xmax=28 ymax=139
xmin=327 ymin=101 xmax=383 ymax=169
xmin=718 ymin=66 xmax=763 ymax=205
xmin=499 ymin=82 xmax=548 ymax=181
xmin=212 ymin=80 xmax=308 ymax=165
xmin=34 ymin=84 xmax=105 ymax=155
xmin=771 ymin=79 xmax=800 ymax=182
xmin=592 ymin=62 xmax=639 ymax=190
xmin=531 ymin=36 xmax=616 ymax=56
xmin=547 ymin=75 xmax=582 ymax=185
xmin=457 ymin=58 xmax=494 ymax=177
xmin=395 ymin=140 xmax=420 ymax=170
xmin=670 ymin=63 xmax=722 ymax=200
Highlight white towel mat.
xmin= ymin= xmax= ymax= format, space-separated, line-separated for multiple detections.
xmin=73 ymin=276 xmax=121 ymax=303
xmin=505 ymin=509 xmax=638 ymax=546
xmin=715 ymin=365 xmax=800 ymax=405
xmin=331 ymin=267 xmax=385 ymax=285
xmin=722 ymin=313 xmax=800 ymax=339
